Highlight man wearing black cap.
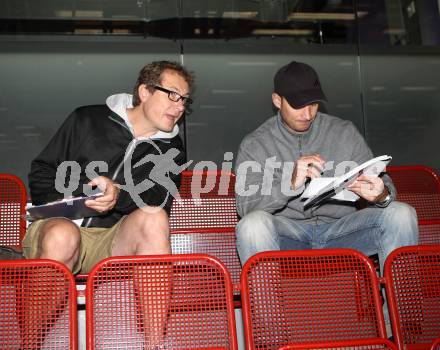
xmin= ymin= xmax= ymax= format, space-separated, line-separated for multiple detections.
xmin=234 ymin=60 xmax=418 ymax=273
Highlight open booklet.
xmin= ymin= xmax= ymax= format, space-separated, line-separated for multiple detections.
xmin=27 ymin=192 xmax=104 ymax=221
xmin=301 ymin=155 xmax=392 ymax=210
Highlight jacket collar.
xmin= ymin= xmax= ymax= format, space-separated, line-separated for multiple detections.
xmin=275 ymin=111 xmax=321 ymax=144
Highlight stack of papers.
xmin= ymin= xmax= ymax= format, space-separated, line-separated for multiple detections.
xmin=27 ymin=193 xmax=103 ymax=221
xmin=301 ymin=155 xmax=392 ymax=209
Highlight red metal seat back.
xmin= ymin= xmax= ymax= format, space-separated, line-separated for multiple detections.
xmin=387 ymin=166 xmax=440 ymax=222
xmin=170 ymin=228 xmax=241 ymax=288
xmin=388 ymin=166 xmax=440 ymax=245
xmin=241 ymin=249 xmax=387 ymax=350
xmin=86 ymin=254 xmax=238 ymax=350
xmin=418 ymin=223 xmax=440 ymax=245
xmin=169 ymin=170 xmax=241 ymax=287
xmin=169 ymin=170 xmax=238 ymax=231
xmin=0 ymin=174 xmax=27 ymax=248
xmin=431 ymin=338 xmax=440 ymax=350
xmin=278 ymin=338 xmax=398 ymax=350
xmin=0 ymin=259 xmax=77 ymax=349
xmin=384 ymin=245 xmax=440 ymax=350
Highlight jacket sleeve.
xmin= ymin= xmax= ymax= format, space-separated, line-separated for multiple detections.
xmin=235 ymin=137 xmax=301 ymax=217
xmin=348 ymin=124 xmax=396 ymax=202
xmin=29 ymin=110 xmax=86 ymax=205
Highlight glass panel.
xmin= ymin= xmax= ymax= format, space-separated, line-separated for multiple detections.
xmin=0 ymin=0 xmax=357 ymax=43
xmin=358 ymin=0 xmax=440 ymax=46
xmin=184 ymin=39 xmax=362 ymax=167
xmin=359 ymin=50 xmax=440 ymax=170
xmin=0 ymin=37 xmax=180 ymax=185
xmin=0 ymin=0 xmax=179 ymax=36
xmin=0 ymin=0 xmax=160 ymax=20
xmin=0 ymin=0 xmax=76 ymax=19
xmin=180 ymin=0 xmax=357 ymax=43
xmin=2 ymin=0 xmax=440 ymax=183
xmin=358 ymin=1 xmax=440 ymax=170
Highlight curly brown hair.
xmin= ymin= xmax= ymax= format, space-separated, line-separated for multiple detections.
xmin=132 ymin=61 xmax=195 ymax=107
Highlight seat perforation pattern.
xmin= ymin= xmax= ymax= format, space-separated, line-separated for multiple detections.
xmin=278 ymin=338 xmax=397 ymax=350
xmin=242 ymin=250 xmax=384 ymax=350
xmin=171 ymin=230 xmax=241 ymax=286
xmin=385 ymin=246 xmax=440 ymax=349
xmin=0 ymin=175 xmax=26 ymax=247
xmin=388 ymin=167 xmax=440 ymax=245
xmin=0 ymin=260 xmax=76 ymax=349
xmin=87 ymin=254 xmax=237 ymax=350
xmin=169 ymin=171 xmax=238 ymax=230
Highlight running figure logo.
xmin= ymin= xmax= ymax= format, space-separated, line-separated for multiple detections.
xmin=121 ymin=139 xmax=192 ymax=212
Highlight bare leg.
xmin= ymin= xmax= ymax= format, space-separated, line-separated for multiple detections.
xmin=112 ymin=207 xmax=171 ymax=257
xmin=112 ymin=207 xmax=171 ymax=350
xmin=21 ymin=218 xmax=81 ymax=349
xmin=37 ymin=218 xmax=81 ymax=270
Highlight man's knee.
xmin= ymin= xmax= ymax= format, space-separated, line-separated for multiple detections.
xmin=39 ymin=218 xmax=81 ymax=256
xmin=127 ymin=207 xmax=169 ymax=239
xmin=237 ymin=210 xmax=275 ymax=241
xmin=383 ymin=201 xmax=418 ymax=225
xmin=236 ymin=210 xmax=280 ymax=264
xmin=381 ymin=201 xmax=418 ymax=244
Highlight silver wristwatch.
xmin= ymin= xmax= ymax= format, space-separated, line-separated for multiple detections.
xmin=376 ymin=186 xmax=392 ymax=208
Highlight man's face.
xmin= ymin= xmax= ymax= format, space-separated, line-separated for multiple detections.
xmin=140 ymin=70 xmax=190 ymax=133
xmin=272 ymin=93 xmax=319 ymax=133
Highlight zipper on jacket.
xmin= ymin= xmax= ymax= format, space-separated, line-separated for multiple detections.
xmin=108 ymin=114 xmax=132 ymax=133
xmin=83 ymin=139 xmax=137 ymax=228
xmin=84 ymin=116 xmax=135 ymax=228
xmin=108 ymin=114 xmax=172 ymax=144
xmin=106 ymin=113 xmax=139 ymax=182
xmin=298 ymin=135 xmax=314 ymax=218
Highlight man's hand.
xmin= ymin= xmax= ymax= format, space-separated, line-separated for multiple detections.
xmin=347 ymin=174 xmax=387 ymax=203
xmin=291 ymin=154 xmax=325 ymax=191
xmin=85 ymin=176 xmax=120 ymax=213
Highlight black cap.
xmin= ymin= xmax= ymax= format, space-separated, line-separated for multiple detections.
xmin=274 ymin=61 xmax=327 ymax=109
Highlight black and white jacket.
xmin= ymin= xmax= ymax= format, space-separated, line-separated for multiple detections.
xmin=29 ymin=93 xmax=185 ymax=228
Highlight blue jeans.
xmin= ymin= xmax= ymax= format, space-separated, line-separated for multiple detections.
xmin=236 ymin=201 xmax=419 ymax=325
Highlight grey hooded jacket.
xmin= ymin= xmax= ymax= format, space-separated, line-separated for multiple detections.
xmin=235 ymin=112 xmax=395 ymax=224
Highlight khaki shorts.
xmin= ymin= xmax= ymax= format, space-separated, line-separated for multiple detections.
xmin=22 ymin=218 xmax=125 ymax=274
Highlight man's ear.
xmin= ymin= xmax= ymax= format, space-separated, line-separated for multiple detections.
xmin=272 ymin=93 xmax=282 ymax=109
xmin=138 ymin=84 xmax=151 ymax=103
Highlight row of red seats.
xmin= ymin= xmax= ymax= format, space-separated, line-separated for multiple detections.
xmin=0 ymin=167 xmax=439 ymax=349
xmin=0 ymin=246 xmax=439 ymax=350
xmin=1 ymin=166 xmax=439 ymax=289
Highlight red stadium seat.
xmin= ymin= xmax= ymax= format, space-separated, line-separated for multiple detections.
xmin=384 ymin=245 xmax=440 ymax=350
xmin=169 ymin=170 xmax=238 ymax=230
xmin=169 ymin=170 xmax=241 ymax=288
xmin=387 ymin=166 xmax=440 ymax=245
xmin=86 ymin=254 xmax=238 ymax=350
xmin=278 ymin=338 xmax=397 ymax=350
xmin=0 ymin=259 xmax=77 ymax=349
xmin=431 ymin=338 xmax=440 ymax=350
xmin=0 ymin=173 xmax=27 ymax=248
xmin=241 ymin=249 xmax=387 ymax=350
